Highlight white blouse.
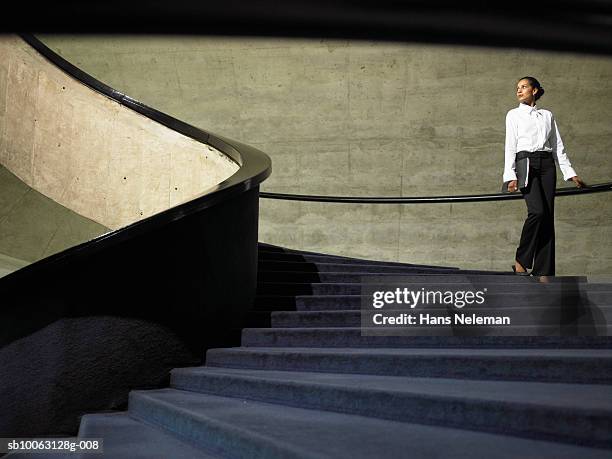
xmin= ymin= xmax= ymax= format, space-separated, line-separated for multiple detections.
xmin=503 ymin=103 xmax=577 ymax=182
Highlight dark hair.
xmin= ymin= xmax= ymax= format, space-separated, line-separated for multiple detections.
xmin=518 ymin=76 xmax=545 ymax=100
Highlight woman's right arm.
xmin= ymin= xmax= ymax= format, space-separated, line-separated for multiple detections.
xmin=503 ymin=111 xmax=518 ymax=190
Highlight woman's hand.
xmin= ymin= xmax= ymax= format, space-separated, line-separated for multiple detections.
xmin=571 ymin=176 xmax=586 ymax=188
xmin=508 ymin=180 xmax=518 ymax=192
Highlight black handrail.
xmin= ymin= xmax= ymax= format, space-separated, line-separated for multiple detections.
xmin=1 ymin=35 xmax=271 ymax=285
xmin=260 ymin=181 xmax=612 ymax=204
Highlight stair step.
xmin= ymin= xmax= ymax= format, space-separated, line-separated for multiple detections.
xmin=258 ymin=260 xmax=458 ymax=273
xmin=259 ymin=275 xmax=592 ymax=285
xmin=259 ymin=270 xmax=591 ymax=281
xmin=205 ymin=347 xmax=612 ymax=383
xmin=241 ymin=327 xmax=612 ymax=348
xmin=247 ymin=324 xmax=608 ymax=337
xmin=257 ymin=282 xmax=355 ymax=296
xmin=258 ymin=251 xmax=457 ymax=269
xmin=246 ymin=311 xmax=272 ymax=327
xmin=128 ymin=389 xmax=611 ymax=458
xmin=258 ymin=270 xmax=488 ymax=283
xmin=170 ymin=367 xmax=612 ymax=448
xmin=77 ymin=412 xmax=216 ymax=458
xmin=4 ymin=412 xmax=218 ymax=459
xmin=257 ymin=245 xmax=525 ymax=277
xmin=268 ymin=310 xmax=369 ymax=327
xmin=269 ymin=307 xmax=612 ymax=328
xmin=255 ymin=291 xmax=612 ymax=310
xmin=256 ymin=281 xmax=608 ymax=296
xmin=257 ymin=243 xmax=459 ymax=269
xmin=257 ymin=244 xmax=418 ymax=265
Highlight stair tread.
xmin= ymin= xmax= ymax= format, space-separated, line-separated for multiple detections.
xmin=209 ymin=346 xmax=612 ymax=359
xmin=171 ymin=366 xmax=612 ymax=412
xmin=245 ymin=325 xmax=612 ymax=335
xmin=269 ymin=307 xmax=612 ymax=328
xmin=258 ymin=292 xmax=612 ymax=298
xmin=258 ymin=280 xmax=612 ymax=295
xmin=257 ymin=282 xmax=611 ymax=290
xmin=258 ymin=271 xmax=586 ymax=277
xmin=271 ymin=307 xmax=612 ymax=313
xmin=258 ymin=253 xmax=457 ymax=269
xmin=257 ymin=244 xmax=458 ymax=268
xmin=205 ymin=346 xmax=612 ymax=383
xmin=130 ymin=389 xmax=612 ymax=458
xmin=78 ymin=412 xmax=217 ymax=458
xmin=259 ymin=260 xmax=458 ymax=271
xmin=256 ymin=282 xmax=612 ymax=297
xmin=241 ymin=328 xmax=612 ymax=348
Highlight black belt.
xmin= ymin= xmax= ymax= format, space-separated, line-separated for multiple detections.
xmin=516 ymin=150 xmax=552 ymax=161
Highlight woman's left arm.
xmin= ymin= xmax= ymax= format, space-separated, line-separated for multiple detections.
xmin=550 ymin=114 xmax=585 ymax=187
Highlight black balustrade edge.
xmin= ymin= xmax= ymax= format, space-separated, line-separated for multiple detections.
xmin=0 ymin=34 xmax=271 ymax=285
xmin=260 ymin=181 xmax=612 ymax=204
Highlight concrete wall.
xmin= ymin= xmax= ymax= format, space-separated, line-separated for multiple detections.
xmin=0 ymin=164 xmax=108 ymax=268
xmin=0 ymin=36 xmax=239 ymax=232
xmin=39 ymin=35 xmax=612 ymax=274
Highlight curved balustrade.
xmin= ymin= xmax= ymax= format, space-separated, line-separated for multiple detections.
xmin=0 ymin=34 xmax=271 ymax=284
xmin=0 ymin=35 xmax=271 ymax=437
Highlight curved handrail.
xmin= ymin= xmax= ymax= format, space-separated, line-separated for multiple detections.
xmin=0 ymin=35 xmax=271 ymax=285
xmin=260 ymin=181 xmax=612 ymax=204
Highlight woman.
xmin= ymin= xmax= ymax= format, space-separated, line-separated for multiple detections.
xmin=503 ymin=76 xmax=585 ymax=278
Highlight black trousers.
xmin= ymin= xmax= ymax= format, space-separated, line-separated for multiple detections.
xmin=516 ymin=153 xmax=557 ymax=276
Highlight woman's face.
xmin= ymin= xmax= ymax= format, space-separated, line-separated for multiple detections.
xmin=516 ymin=79 xmax=538 ymax=105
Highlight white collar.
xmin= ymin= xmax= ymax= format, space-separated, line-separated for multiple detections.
xmin=518 ymin=102 xmax=539 ymax=114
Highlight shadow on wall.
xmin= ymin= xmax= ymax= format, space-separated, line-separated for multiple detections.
xmin=0 ymin=165 xmax=109 ymax=276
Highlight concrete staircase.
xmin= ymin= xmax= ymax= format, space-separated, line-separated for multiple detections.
xmin=10 ymin=243 xmax=612 ymax=458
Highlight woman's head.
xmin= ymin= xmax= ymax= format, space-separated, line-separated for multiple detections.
xmin=516 ymin=76 xmax=545 ymax=105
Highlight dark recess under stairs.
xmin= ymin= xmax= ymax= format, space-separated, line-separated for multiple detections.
xmin=9 ymin=243 xmax=612 ymax=458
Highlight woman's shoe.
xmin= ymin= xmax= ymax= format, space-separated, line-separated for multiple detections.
xmin=511 ymin=265 xmax=530 ymax=276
